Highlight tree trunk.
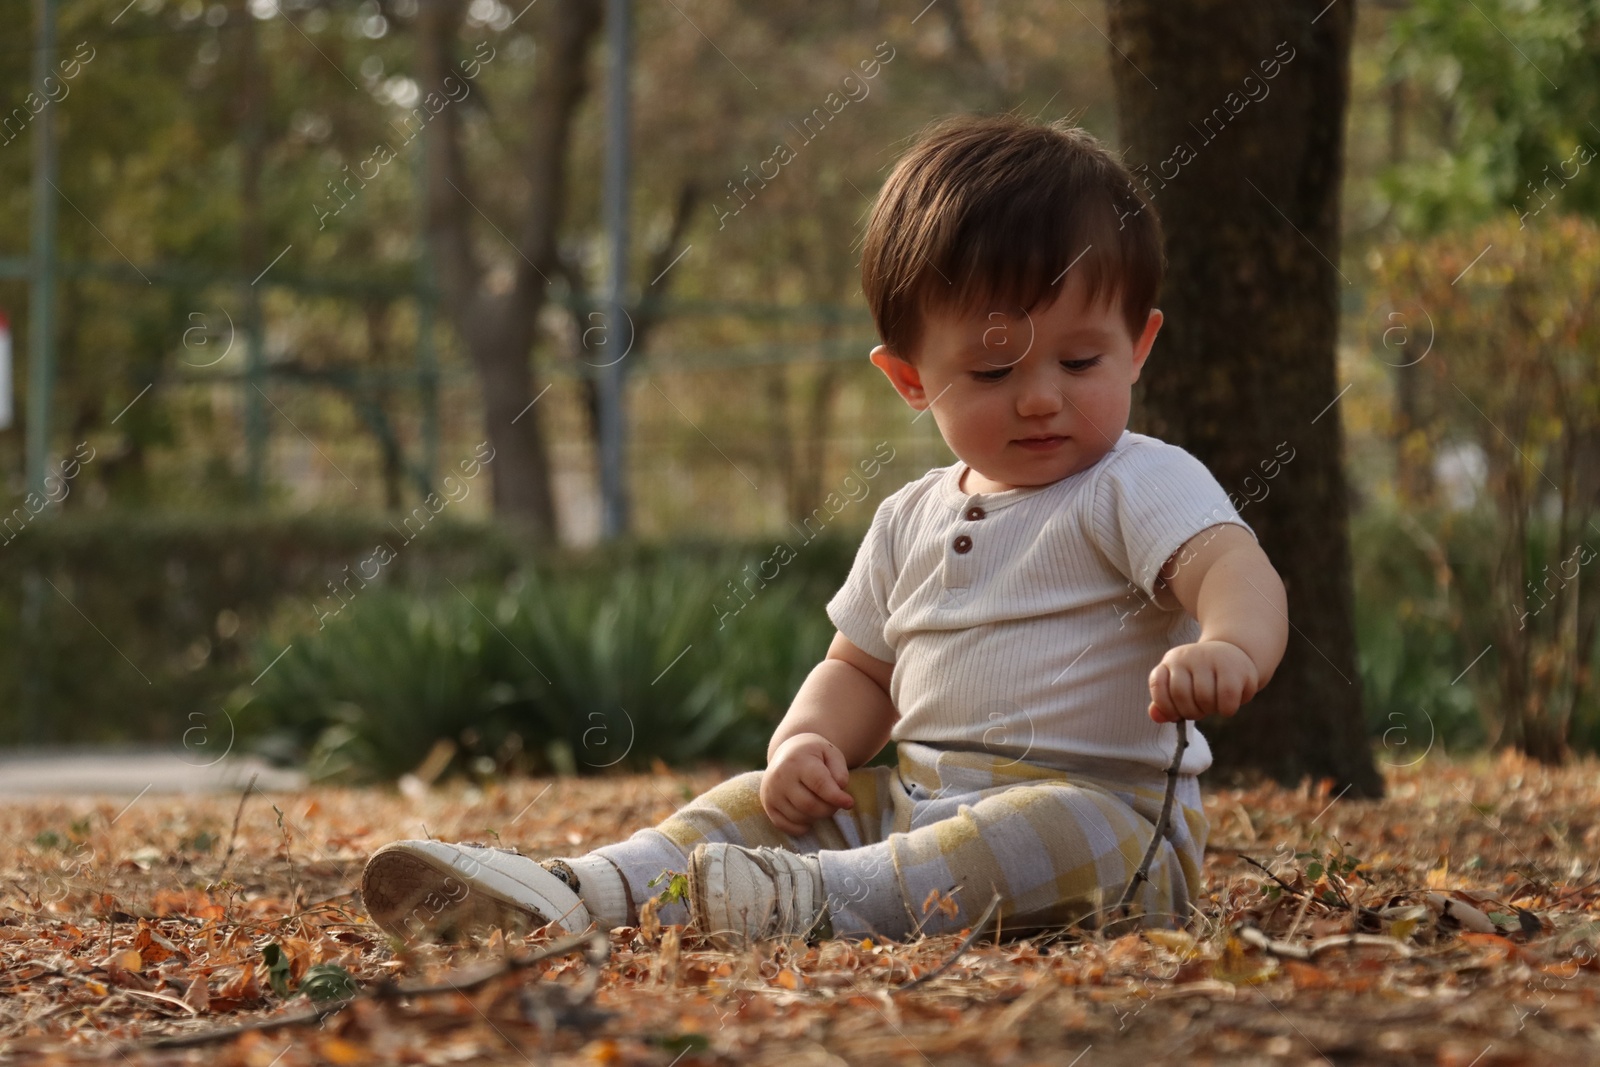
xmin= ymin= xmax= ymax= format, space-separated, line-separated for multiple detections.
xmin=767 ymin=365 xmax=794 ymax=518
xmin=793 ymin=362 xmax=842 ymax=522
xmin=364 ymin=302 xmax=405 ymax=511
xmin=415 ymin=0 xmax=604 ymax=536
xmin=1108 ymin=0 xmax=1383 ymax=796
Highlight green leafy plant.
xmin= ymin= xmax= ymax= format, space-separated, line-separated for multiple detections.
xmin=261 ymin=943 xmax=293 ymax=999
xmin=647 ymin=869 xmax=691 ymax=906
xmin=237 ymin=556 xmax=835 ymax=781
xmin=299 ymin=963 xmax=359 ymax=1003
xmin=261 ymin=944 xmax=357 ymax=1002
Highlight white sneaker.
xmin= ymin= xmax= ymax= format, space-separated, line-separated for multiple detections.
xmin=686 ymin=842 xmax=832 ymax=950
xmin=361 ymin=840 xmax=592 ymax=942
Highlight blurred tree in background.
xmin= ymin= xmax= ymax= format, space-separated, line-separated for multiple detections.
xmin=1348 ymin=0 xmax=1600 ymax=763
xmin=1380 ymin=0 xmax=1600 ymax=232
xmin=1369 ymin=218 xmax=1600 ymax=761
xmin=0 ymin=0 xmax=1113 ymax=535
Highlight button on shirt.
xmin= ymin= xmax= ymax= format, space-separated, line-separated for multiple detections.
xmin=826 ymin=430 xmax=1256 ymax=775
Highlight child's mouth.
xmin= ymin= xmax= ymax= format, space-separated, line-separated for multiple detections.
xmin=1014 ymin=435 xmax=1067 ymax=452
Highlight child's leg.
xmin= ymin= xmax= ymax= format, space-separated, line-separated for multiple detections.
xmin=816 ymin=744 xmax=1207 ymax=941
xmin=560 ymin=764 xmax=907 ymax=927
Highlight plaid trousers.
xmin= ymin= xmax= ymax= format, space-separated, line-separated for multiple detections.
xmin=588 ymin=739 xmax=1207 ymax=942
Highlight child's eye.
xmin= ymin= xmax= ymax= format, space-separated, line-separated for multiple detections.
xmin=969 ymin=356 xmax=1099 ymax=381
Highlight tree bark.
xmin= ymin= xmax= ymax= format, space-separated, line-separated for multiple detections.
xmin=1108 ymin=0 xmax=1383 ymax=796
xmin=415 ymin=0 xmax=603 ymax=536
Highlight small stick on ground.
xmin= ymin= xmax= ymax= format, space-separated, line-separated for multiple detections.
xmin=1241 ymin=854 xmax=1300 ymax=897
xmin=1117 ymin=721 xmax=1188 ymax=919
xmin=896 ymin=890 xmax=1003 ymax=992
xmin=1236 ymin=924 xmax=1413 ymax=960
xmin=1240 ymin=853 xmax=1385 ymax=927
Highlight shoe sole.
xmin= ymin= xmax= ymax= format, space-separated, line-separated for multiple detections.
xmin=361 ymin=843 xmax=589 ymax=942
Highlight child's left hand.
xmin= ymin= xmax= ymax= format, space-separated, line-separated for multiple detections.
xmin=1148 ymin=639 xmax=1260 ymax=723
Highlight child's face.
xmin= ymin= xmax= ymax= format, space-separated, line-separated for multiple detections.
xmin=871 ymin=270 xmax=1163 ymax=493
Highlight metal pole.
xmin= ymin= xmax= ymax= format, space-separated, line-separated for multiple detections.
xmin=241 ymin=15 xmax=268 ymax=500
xmin=26 ymin=0 xmax=57 ymax=500
xmin=598 ymin=0 xmax=631 ymax=539
xmin=244 ymin=286 xmax=266 ymax=496
xmin=415 ymin=129 xmax=439 ymax=494
xmin=22 ymin=0 xmax=59 ymax=744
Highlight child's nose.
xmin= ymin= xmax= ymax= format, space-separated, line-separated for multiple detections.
xmin=1016 ymin=376 xmax=1063 ymax=417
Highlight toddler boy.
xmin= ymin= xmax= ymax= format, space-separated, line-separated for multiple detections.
xmin=361 ymin=113 xmax=1288 ymax=949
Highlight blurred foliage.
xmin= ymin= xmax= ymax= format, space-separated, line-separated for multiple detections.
xmin=234 ymin=560 xmax=843 ymax=781
xmin=1349 ymin=0 xmax=1600 ymax=761
xmin=1381 ymin=0 xmax=1600 ymax=232
xmin=2 ymin=1 xmax=1597 ymax=770
xmin=0 ymin=513 xmax=519 ymax=745
xmin=1362 ymin=214 xmax=1600 ymax=759
xmin=1352 ymin=499 xmax=1600 ymax=760
xmin=0 ymin=511 xmax=858 ymax=752
xmin=237 ymin=497 xmax=1600 ymax=783
xmin=0 ymin=0 xmax=1104 ymax=534
xmin=1352 ymin=503 xmax=1492 ymax=759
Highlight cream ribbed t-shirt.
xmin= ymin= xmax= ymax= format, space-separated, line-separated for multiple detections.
xmin=826 ymin=429 xmax=1255 ymax=776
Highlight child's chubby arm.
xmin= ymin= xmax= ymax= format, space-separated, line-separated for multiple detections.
xmin=760 ymin=632 xmax=898 ymax=836
xmin=1146 ymin=523 xmax=1289 ymax=723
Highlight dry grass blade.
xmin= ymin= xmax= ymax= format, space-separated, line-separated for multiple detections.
xmin=213 ymin=772 xmax=258 ymax=882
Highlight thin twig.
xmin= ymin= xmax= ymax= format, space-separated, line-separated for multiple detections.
xmin=1240 ymin=854 xmax=1384 ymax=926
xmin=1118 ymin=720 xmax=1188 ymax=917
xmin=895 ymin=890 xmax=1004 ymax=992
xmin=215 ymin=773 xmax=258 ymax=882
xmin=1242 ymin=854 xmax=1301 ymax=897
xmin=1550 ymin=875 xmax=1600 ymax=903
xmin=139 ymin=928 xmax=608 ymax=1050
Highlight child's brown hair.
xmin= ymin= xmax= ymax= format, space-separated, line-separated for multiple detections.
xmin=860 ymin=113 xmax=1164 ymax=360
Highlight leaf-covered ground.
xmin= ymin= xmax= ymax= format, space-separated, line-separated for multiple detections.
xmin=4 ymin=752 xmax=1600 ymax=1066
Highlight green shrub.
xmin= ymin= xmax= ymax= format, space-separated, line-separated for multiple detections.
xmin=236 ymin=503 xmax=1600 ymax=781
xmin=0 ymin=510 xmax=861 ymax=750
xmin=236 ymin=559 xmax=839 ymax=781
xmin=22 ymin=504 xmax=1591 ymax=771
xmin=1350 ymin=505 xmax=1485 ymax=759
xmin=0 ymin=512 xmax=523 ymax=746
xmin=1350 ymin=502 xmax=1600 ymax=757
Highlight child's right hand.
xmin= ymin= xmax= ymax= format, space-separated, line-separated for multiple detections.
xmin=760 ymin=733 xmax=855 ymax=836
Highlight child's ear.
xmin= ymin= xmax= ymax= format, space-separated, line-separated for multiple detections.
xmin=1130 ymin=309 xmax=1163 ymax=383
xmin=870 ymin=345 xmax=928 ymax=410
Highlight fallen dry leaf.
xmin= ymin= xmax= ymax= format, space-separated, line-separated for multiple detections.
xmin=1 ymin=754 xmax=1598 ymax=1065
